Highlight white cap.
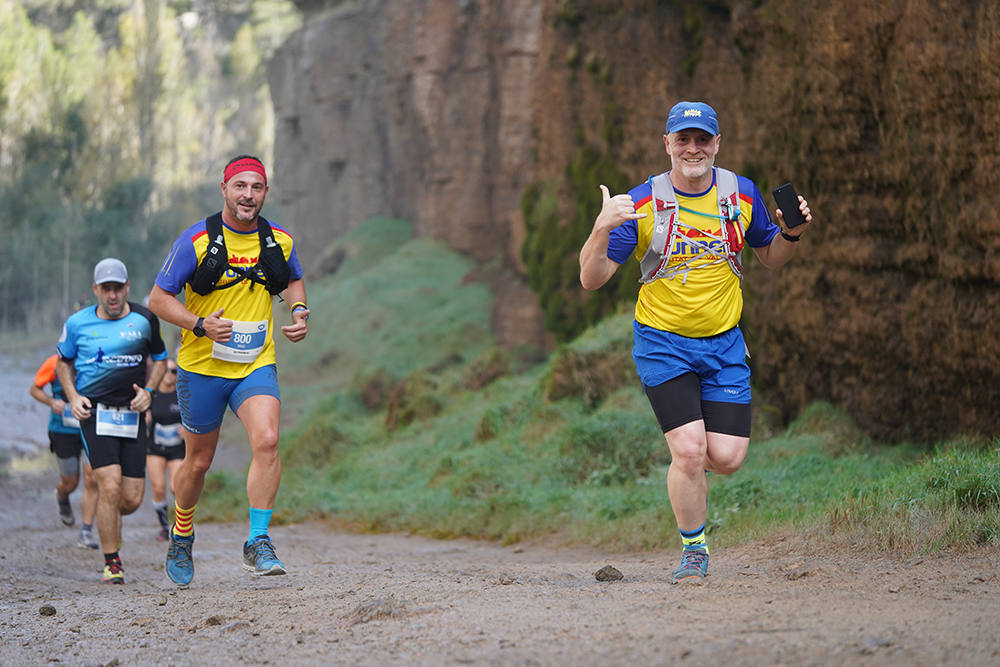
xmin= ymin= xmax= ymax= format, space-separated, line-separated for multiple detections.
xmin=93 ymin=258 xmax=129 ymax=285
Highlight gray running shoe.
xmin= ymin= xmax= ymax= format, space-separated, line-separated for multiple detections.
xmin=242 ymin=535 xmax=286 ymax=576
xmin=77 ymin=528 xmax=99 ymax=549
xmin=57 ymin=491 xmax=75 ymax=526
xmin=671 ymin=546 xmax=709 ymax=584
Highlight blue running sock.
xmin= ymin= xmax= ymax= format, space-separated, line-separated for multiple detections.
xmin=249 ymin=507 xmax=273 ymax=541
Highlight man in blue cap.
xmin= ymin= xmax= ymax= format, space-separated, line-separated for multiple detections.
xmin=579 ymin=101 xmax=813 ymax=583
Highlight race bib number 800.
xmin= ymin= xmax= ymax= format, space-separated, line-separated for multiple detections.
xmin=211 ymin=319 xmax=268 ymax=363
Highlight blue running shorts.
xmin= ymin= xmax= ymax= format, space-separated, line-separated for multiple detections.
xmin=632 ymin=321 xmax=751 ymax=403
xmin=176 ymin=364 xmax=281 ymax=434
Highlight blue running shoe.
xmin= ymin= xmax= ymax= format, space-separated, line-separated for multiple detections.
xmin=165 ymin=525 xmax=195 ymax=587
xmin=671 ymin=546 xmax=709 ymax=584
xmin=243 ymin=535 xmax=286 ymax=575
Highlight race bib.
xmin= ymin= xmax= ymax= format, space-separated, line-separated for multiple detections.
xmin=61 ymin=405 xmax=81 ymax=428
xmin=95 ymin=403 xmax=139 ymax=438
xmin=154 ymin=423 xmax=183 ymax=447
xmin=211 ymin=319 xmax=268 ymax=363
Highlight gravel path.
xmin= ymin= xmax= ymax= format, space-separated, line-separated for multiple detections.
xmin=2 ymin=468 xmax=999 ymax=666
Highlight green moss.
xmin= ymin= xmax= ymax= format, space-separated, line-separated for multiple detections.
xmin=520 ymin=142 xmax=639 ymax=342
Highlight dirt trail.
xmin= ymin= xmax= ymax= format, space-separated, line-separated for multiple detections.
xmin=3 ymin=348 xmax=1000 ymax=665
xmin=1 ymin=467 xmax=998 ymax=667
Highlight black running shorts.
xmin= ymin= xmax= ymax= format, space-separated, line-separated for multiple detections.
xmin=48 ymin=430 xmax=85 ymax=460
xmin=644 ymin=372 xmax=751 ymax=437
xmin=146 ymin=440 xmax=186 ymax=461
xmin=78 ymin=416 xmax=148 ymax=479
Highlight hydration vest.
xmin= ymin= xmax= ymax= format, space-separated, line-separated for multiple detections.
xmin=189 ymin=212 xmax=291 ymax=296
xmin=638 ymin=168 xmax=745 ymax=285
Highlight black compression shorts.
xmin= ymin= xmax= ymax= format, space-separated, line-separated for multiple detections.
xmin=644 ymin=372 xmax=751 ymax=437
xmin=79 ymin=416 xmax=148 ymax=479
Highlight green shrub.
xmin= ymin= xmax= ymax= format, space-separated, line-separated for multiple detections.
xmin=560 ymin=409 xmax=664 ymax=485
xmin=354 ymin=367 xmax=398 ymax=412
xmin=385 ymin=371 xmax=443 ymax=430
xmin=926 ymin=447 xmax=1000 ymax=511
xmin=543 ymin=341 xmax=634 ymax=407
xmin=463 ymin=347 xmax=510 ymax=391
xmin=520 ymin=143 xmax=640 ymax=343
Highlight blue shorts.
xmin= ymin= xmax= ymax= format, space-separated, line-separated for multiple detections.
xmin=632 ymin=321 xmax=751 ymax=403
xmin=176 ymin=364 xmax=281 ymax=434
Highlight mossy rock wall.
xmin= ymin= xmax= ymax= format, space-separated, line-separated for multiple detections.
xmin=533 ymin=0 xmax=1000 ymax=441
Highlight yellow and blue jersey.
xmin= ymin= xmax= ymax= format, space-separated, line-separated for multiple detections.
xmin=607 ymin=169 xmax=778 ymax=338
xmin=154 ymin=215 xmax=303 ymax=379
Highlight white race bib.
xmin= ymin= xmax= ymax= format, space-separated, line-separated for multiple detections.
xmin=95 ymin=403 xmax=139 ymax=438
xmin=211 ymin=319 xmax=268 ymax=363
xmin=154 ymin=423 xmax=183 ymax=447
xmin=61 ymin=405 xmax=80 ymax=428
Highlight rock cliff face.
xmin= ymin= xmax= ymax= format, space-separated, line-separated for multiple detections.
xmin=271 ymin=0 xmax=1000 ymax=441
xmin=269 ymin=0 xmax=545 ymax=348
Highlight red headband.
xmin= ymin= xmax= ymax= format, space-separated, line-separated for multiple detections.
xmin=223 ymin=158 xmax=267 ymax=185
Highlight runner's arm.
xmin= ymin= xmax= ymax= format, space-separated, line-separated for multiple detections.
xmin=147 ymin=285 xmax=201 ymax=332
xmin=55 ymin=357 xmax=91 ymax=419
xmin=145 ymin=358 xmax=167 ymax=399
xmin=752 ymin=195 xmax=813 ymax=269
xmin=131 ymin=359 xmax=165 ymax=411
xmin=28 ymin=383 xmax=62 ymax=414
xmin=580 ymin=228 xmax=623 ymax=290
xmin=580 ymin=185 xmax=643 ymax=290
xmin=279 ymin=279 xmax=309 ymax=343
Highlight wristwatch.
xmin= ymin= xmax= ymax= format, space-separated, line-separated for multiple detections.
xmin=192 ymin=317 xmax=206 ymax=337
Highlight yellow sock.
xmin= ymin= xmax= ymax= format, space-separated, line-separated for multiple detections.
xmin=679 ymin=524 xmax=709 ymax=554
xmin=173 ymin=503 xmax=196 ymax=537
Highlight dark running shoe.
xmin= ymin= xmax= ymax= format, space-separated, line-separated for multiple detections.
xmin=242 ymin=535 xmax=286 ymax=576
xmin=157 ymin=526 xmax=170 ymax=542
xmin=103 ymin=559 xmax=124 ymax=585
xmin=671 ymin=546 xmax=709 ymax=584
xmin=57 ymin=491 xmax=75 ymax=526
xmin=165 ymin=525 xmax=195 ymax=587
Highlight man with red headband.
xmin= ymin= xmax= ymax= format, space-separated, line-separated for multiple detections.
xmin=148 ymin=154 xmax=310 ymax=586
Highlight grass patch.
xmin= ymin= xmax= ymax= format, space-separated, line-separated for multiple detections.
xmin=195 ymin=217 xmax=999 ymax=557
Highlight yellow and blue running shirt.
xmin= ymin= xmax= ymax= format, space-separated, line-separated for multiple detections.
xmin=607 ymin=169 xmax=779 ymax=338
xmin=154 ymin=215 xmax=303 ymax=379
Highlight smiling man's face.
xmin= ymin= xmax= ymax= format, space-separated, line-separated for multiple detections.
xmin=665 ymin=129 xmax=721 ymax=189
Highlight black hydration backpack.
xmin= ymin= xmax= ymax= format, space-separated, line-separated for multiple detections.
xmin=189 ymin=212 xmax=291 ymax=296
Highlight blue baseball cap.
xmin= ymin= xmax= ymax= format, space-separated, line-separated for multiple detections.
xmin=666 ymin=101 xmax=719 ymax=135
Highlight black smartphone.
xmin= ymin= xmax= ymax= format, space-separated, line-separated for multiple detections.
xmin=772 ymin=182 xmax=807 ymax=228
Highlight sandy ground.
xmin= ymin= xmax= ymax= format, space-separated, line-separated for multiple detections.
xmin=1 ymin=466 xmax=999 ymax=667
xmin=3 ymin=349 xmax=1000 ymax=666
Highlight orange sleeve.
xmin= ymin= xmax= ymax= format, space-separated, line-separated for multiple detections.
xmin=33 ymin=355 xmax=58 ymax=388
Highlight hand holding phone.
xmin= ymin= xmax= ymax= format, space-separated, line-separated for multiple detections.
xmin=772 ymin=182 xmax=807 ymax=229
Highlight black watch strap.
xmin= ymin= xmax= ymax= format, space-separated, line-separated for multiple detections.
xmin=780 ymin=231 xmax=801 ymax=242
xmin=193 ymin=316 xmax=206 ymax=337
